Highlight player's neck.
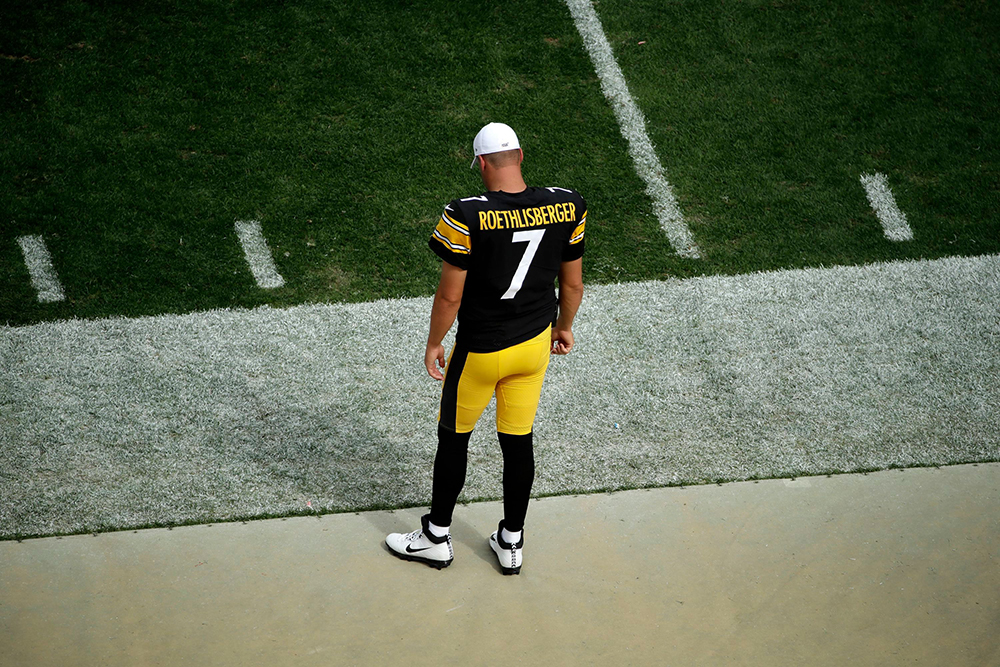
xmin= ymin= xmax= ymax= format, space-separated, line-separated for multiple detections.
xmin=482 ymin=167 xmax=527 ymax=194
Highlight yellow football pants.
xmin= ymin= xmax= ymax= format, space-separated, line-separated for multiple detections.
xmin=438 ymin=327 xmax=552 ymax=435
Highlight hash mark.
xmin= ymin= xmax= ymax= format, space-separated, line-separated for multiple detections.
xmin=235 ymin=220 xmax=285 ymax=289
xmin=17 ymin=235 xmax=65 ymax=303
xmin=860 ymin=173 xmax=913 ymax=242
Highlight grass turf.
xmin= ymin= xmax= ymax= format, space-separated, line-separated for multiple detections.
xmin=2 ymin=0 xmax=997 ymax=326
xmin=1 ymin=0 xmax=666 ymax=325
xmin=599 ymin=0 xmax=1000 ymax=273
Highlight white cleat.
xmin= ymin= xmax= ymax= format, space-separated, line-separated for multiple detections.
xmin=489 ymin=523 xmax=523 ymax=575
xmin=386 ymin=514 xmax=453 ymax=570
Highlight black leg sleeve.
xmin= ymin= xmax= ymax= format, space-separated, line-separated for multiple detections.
xmin=429 ymin=424 xmax=472 ymax=528
xmin=498 ymin=431 xmax=535 ymax=532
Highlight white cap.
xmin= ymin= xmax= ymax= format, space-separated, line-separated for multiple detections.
xmin=470 ymin=122 xmax=520 ymax=168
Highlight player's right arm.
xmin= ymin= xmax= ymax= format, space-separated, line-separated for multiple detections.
xmin=552 ymin=257 xmax=583 ymax=355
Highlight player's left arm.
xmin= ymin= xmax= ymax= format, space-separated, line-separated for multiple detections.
xmin=425 ymin=261 xmax=467 ymax=380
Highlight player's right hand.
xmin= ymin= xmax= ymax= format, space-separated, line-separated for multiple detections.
xmin=551 ymin=328 xmax=574 ymax=355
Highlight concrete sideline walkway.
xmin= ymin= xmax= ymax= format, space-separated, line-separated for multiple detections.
xmin=1 ymin=463 xmax=998 ymax=666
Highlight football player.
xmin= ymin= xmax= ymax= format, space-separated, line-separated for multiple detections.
xmin=386 ymin=123 xmax=586 ymax=574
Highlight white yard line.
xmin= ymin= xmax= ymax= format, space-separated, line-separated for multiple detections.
xmin=16 ymin=235 xmax=65 ymax=303
xmin=860 ymin=173 xmax=913 ymax=241
xmin=562 ymin=0 xmax=700 ymax=259
xmin=235 ymin=220 xmax=285 ymax=289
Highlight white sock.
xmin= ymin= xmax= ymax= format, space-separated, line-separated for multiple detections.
xmin=427 ymin=521 xmax=450 ymax=539
xmin=501 ymin=527 xmax=521 ymax=545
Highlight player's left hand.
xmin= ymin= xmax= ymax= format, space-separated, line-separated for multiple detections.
xmin=425 ymin=343 xmax=447 ymax=380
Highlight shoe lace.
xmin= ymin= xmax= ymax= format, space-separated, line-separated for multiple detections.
xmin=405 ymin=528 xmax=424 ymax=542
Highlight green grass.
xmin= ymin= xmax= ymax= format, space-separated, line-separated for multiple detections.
xmin=2 ymin=0 xmax=998 ymax=327
xmin=1 ymin=0 xmax=670 ymax=325
xmin=600 ymin=0 xmax=1000 ymax=273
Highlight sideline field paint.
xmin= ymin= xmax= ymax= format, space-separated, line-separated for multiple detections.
xmin=2 ymin=254 xmax=997 ymax=538
xmin=16 ymin=235 xmax=65 ymax=303
xmin=860 ymin=173 xmax=913 ymax=241
xmin=562 ymin=0 xmax=700 ymax=259
xmin=235 ymin=220 xmax=285 ymax=289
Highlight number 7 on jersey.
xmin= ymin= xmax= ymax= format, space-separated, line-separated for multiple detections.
xmin=501 ymin=230 xmax=545 ymax=300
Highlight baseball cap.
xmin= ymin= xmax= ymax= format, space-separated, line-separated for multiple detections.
xmin=470 ymin=122 xmax=520 ymax=168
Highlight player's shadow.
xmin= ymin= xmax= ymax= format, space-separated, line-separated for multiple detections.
xmin=451 ymin=515 xmax=504 ymax=573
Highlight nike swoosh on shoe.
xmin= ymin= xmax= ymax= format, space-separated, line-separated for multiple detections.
xmin=406 ymin=544 xmax=433 ymax=554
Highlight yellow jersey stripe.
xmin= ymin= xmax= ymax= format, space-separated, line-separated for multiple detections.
xmin=442 ymin=211 xmax=469 ymax=234
xmin=569 ymin=219 xmax=586 ymax=245
xmin=432 ymin=228 xmax=470 ymax=255
xmin=434 ymin=216 xmax=472 ymax=250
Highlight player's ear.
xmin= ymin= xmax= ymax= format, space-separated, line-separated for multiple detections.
xmin=518 ymin=148 xmax=523 ymax=165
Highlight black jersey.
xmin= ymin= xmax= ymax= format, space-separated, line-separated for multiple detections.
xmin=429 ymin=186 xmax=586 ymax=352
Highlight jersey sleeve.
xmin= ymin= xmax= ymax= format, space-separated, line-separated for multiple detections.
xmin=561 ymin=195 xmax=586 ymax=262
xmin=429 ymin=202 xmax=471 ymax=270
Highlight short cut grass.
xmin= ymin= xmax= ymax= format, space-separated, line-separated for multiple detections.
xmin=1 ymin=0 xmax=996 ymax=326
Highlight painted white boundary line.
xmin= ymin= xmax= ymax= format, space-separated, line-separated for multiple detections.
xmin=16 ymin=235 xmax=65 ymax=303
xmin=2 ymin=254 xmax=997 ymax=538
xmin=860 ymin=173 xmax=913 ymax=242
xmin=563 ymin=0 xmax=700 ymax=259
xmin=235 ymin=220 xmax=285 ymax=289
